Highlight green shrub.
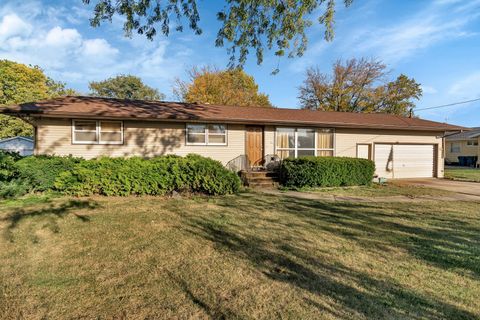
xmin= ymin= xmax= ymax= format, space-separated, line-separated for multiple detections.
xmin=280 ymin=156 xmax=375 ymax=188
xmin=182 ymin=154 xmax=242 ymax=195
xmin=0 ymin=150 xmax=21 ymax=181
xmin=54 ymin=154 xmax=241 ymax=196
xmin=0 ymin=179 xmax=30 ymax=199
xmin=15 ymin=155 xmax=83 ymax=191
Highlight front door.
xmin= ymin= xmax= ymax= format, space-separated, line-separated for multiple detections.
xmin=246 ymin=126 xmax=264 ymax=167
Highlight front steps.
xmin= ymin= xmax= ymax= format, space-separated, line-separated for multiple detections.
xmin=240 ymin=170 xmax=280 ymax=188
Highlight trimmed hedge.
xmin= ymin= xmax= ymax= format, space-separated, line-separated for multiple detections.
xmin=0 ymin=151 xmax=21 ymax=182
xmin=15 ymin=155 xmax=83 ymax=191
xmin=0 ymin=153 xmax=241 ymax=198
xmin=280 ymin=156 xmax=375 ymax=188
xmin=54 ymin=154 xmax=241 ymax=196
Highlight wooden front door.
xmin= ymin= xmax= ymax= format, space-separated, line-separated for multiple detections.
xmin=246 ymin=126 xmax=264 ymax=167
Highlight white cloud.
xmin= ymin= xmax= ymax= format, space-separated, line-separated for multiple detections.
xmin=288 ymin=41 xmax=330 ymax=73
xmin=421 ymin=85 xmax=438 ymax=95
xmin=0 ymin=14 xmax=32 ymax=42
xmin=354 ymin=11 xmax=478 ymax=64
xmin=82 ymin=39 xmax=119 ymax=58
xmin=302 ymin=0 xmax=480 ymax=66
xmin=0 ymin=0 xmax=193 ymax=97
xmin=0 ymin=9 xmax=119 ymax=76
xmin=45 ymin=26 xmax=82 ymax=47
xmin=112 ymin=41 xmax=191 ymax=83
xmin=448 ymin=72 xmax=480 ymax=97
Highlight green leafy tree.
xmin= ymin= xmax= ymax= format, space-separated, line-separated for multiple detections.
xmin=0 ymin=60 xmax=78 ymax=139
xmin=46 ymin=77 xmax=80 ymax=98
xmin=82 ymin=0 xmax=353 ymax=71
xmin=0 ymin=60 xmax=49 ymax=106
xmin=174 ymin=67 xmax=273 ymax=107
xmin=89 ymin=75 xmax=164 ymax=100
xmin=298 ymin=58 xmax=422 ymax=116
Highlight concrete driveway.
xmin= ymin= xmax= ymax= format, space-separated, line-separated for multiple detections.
xmin=397 ymin=178 xmax=480 ymax=197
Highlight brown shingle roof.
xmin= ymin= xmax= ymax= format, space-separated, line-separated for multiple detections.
xmin=0 ymin=96 xmax=465 ymax=131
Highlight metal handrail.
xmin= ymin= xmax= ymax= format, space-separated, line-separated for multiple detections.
xmin=226 ymin=154 xmax=250 ymax=172
xmin=226 ymin=154 xmax=282 ymax=172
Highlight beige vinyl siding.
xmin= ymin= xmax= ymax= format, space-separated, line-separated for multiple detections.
xmin=334 ymin=128 xmax=444 ymax=178
xmin=36 ymin=118 xmax=445 ymax=177
xmin=445 ymin=138 xmax=480 ymax=164
xmin=35 ymin=118 xmax=245 ymax=165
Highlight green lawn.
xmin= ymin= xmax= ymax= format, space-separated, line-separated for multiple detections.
xmin=445 ymin=168 xmax=480 ymax=182
xmin=1 ymin=193 xmax=479 ymax=319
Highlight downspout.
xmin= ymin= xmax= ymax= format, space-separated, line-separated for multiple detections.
xmin=441 ymin=129 xmax=465 ymax=176
xmin=441 ymin=133 xmax=445 ymax=178
xmin=34 ymin=125 xmax=38 ymax=156
xmin=477 ymin=136 xmax=480 ymax=168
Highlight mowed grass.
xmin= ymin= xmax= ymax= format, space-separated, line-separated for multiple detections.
xmin=1 ymin=193 xmax=479 ymax=319
xmin=445 ymin=168 xmax=480 ymax=182
xmin=300 ymin=181 xmax=451 ymax=198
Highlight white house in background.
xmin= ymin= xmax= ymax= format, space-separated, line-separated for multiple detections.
xmin=445 ymin=127 xmax=480 ymax=167
xmin=0 ymin=136 xmax=34 ymax=156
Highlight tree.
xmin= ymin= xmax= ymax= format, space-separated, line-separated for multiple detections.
xmin=82 ymin=0 xmax=353 ymax=71
xmin=174 ymin=67 xmax=273 ymax=107
xmin=298 ymin=58 xmax=422 ymax=116
xmin=89 ymin=75 xmax=164 ymax=100
xmin=46 ymin=77 xmax=79 ymax=98
xmin=0 ymin=60 xmax=78 ymax=139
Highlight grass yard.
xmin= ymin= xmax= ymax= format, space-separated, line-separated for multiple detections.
xmin=299 ymin=181 xmax=451 ymax=198
xmin=445 ymin=167 xmax=480 ymax=182
xmin=1 ymin=193 xmax=479 ymax=319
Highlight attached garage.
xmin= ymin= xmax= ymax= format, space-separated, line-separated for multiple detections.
xmin=374 ymin=144 xmax=436 ymax=179
xmin=1 ymin=96 xmax=465 ymax=180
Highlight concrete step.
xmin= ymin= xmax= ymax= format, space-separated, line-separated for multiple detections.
xmin=241 ymin=171 xmax=279 ymax=178
xmin=240 ymin=170 xmax=281 ymax=188
xmin=248 ymin=181 xmax=280 ymax=188
xmin=246 ymin=176 xmax=280 ymax=182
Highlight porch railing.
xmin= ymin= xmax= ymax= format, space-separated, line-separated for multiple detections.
xmin=226 ymin=154 xmax=282 ymax=172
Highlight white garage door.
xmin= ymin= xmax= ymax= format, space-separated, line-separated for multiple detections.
xmin=374 ymin=144 xmax=435 ymax=179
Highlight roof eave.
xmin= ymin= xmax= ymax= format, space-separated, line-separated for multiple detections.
xmin=12 ymin=111 xmax=458 ymax=132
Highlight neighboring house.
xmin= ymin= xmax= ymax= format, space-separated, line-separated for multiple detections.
xmin=445 ymin=127 xmax=480 ymax=167
xmin=0 ymin=136 xmax=34 ymax=156
xmin=0 ymin=96 xmax=464 ymax=179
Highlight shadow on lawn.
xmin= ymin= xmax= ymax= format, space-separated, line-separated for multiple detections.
xmin=167 ymin=271 xmax=238 ymax=320
xmin=1 ymin=199 xmax=98 ymax=242
xmin=185 ymin=193 xmax=479 ymax=319
xmin=281 ymin=196 xmax=480 ymax=278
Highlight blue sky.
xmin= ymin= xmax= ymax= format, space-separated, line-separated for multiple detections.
xmin=1 ymin=0 xmax=479 ymax=127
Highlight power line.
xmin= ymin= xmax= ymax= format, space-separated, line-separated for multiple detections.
xmin=416 ymin=97 xmax=480 ymax=111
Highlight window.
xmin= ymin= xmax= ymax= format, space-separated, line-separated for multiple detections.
xmin=73 ymin=120 xmax=97 ymax=143
xmin=99 ymin=121 xmax=123 ymax=144
xmin=72 ymin=120 xmax=123 ymax=144
xmin=467 ymin=140 xmax=479 ymax=146
xmin=186 ymin=123 xmax=227 ymax=145
xmin=450 ymin=142 xmax=461 ymax=153
xmin=276 ymin=128 xmax=334 ymax=159
xmin=317 ymin=129 xmax=334 ymax=156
